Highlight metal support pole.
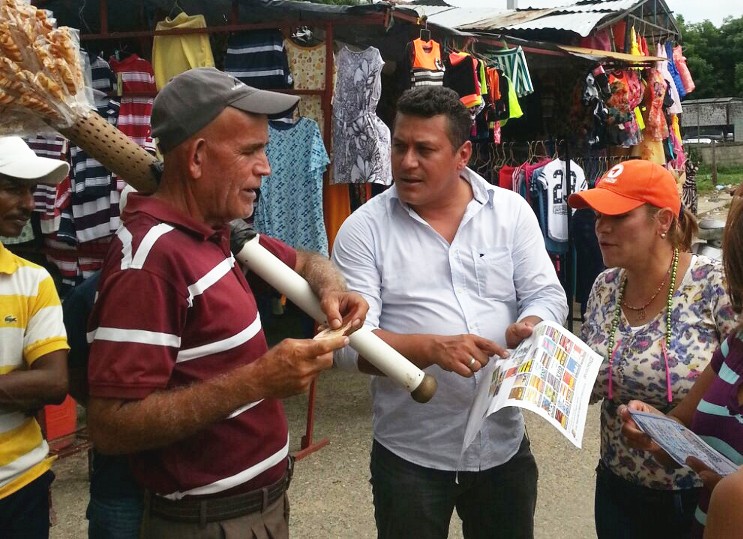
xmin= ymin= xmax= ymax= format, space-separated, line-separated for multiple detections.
xmin=564 ymin=143 xmax=574 ymax=331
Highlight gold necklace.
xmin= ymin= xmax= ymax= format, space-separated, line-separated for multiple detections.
xmin=621 ymin=257 xmax=673 ymax=321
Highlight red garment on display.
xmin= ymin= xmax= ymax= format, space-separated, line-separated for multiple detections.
xmin=643 ymin=68 xmax=670 ymax=141
xmin=498 ymin=165 xmax=516 ymax=190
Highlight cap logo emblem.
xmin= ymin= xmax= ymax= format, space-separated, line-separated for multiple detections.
xmin=4 ymin=314 xmax=17 ymax=323
xmin=603 ymin=164 xmax=624 ymax=184
xmin=230 ymin=77 xmax=245 ymax=91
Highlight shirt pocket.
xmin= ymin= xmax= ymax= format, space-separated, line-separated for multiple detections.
xmin=472 ymin=247 xmax=516 ymax=302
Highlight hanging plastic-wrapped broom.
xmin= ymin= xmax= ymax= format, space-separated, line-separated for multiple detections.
xmin=0 ymin=0 xmax=158 ymax=192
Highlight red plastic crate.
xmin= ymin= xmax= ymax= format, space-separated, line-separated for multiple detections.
xmin=40 ymin=395 xmax=77 ymax=442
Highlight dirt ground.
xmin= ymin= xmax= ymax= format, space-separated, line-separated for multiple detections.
xmin=48 ymin=191 xmax=734 ymax=539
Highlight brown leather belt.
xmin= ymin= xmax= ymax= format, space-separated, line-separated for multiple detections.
xmin=148 ymin=467 xmax=291 ymax=524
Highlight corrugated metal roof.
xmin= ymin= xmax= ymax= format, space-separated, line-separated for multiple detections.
xmin=423 ymin=7 xmax=554 ymax=31
xmin=402 ymin=1 xmax=641 ymax=37
xmin=551 ymin=0 xmax=639 ymax=13
xmin=399 ymin=4 xmax=455 ymax=18
xmin=507 ymin=12 xmax=610 ymax=36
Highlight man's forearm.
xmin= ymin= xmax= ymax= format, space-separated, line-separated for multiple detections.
xmin=88 ymin=336 xmax=339 ymax=454
xmin=88 ymin=362 xmax=264 ymax=454
xmin=0 ymin=371 xmax=68 ymax=410
xmin=0 ymin=352 xmax=69 ymax=410
xmin=372 ymin=329 xmax=435 ymax=368
xmin=297 ymin=250 xmax=347 ymax=296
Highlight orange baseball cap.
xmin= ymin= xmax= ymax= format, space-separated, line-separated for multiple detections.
xmin=567 ymin=159 xmax=680 ymax=216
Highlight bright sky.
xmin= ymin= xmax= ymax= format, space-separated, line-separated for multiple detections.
xmin=445 ymin=0 xmax=743 ymax=27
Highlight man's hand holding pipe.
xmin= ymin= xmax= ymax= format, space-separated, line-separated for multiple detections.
xmin=252 ymin=336 xmax=349 ymax=399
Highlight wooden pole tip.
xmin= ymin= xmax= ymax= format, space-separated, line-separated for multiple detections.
xmin=410 ymin=374 xmax=437 ymax=403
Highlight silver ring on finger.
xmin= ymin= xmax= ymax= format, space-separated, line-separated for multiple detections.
xmin=468 ymin=357 xmax=477 ymax=369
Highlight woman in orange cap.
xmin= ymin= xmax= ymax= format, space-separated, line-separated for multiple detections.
xmin=619 ymin=191 xmax=743 ymax=538
xmin=568 ymin=159 xmax=736 ymax=539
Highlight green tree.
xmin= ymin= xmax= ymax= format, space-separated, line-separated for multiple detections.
xmin=678 ymin=15 xmax=743 ymax=98
xmin=721 ymin=18 xmax=743 ymax=95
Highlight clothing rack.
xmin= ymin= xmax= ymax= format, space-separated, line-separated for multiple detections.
xmin=573 ymin=155 xmax=627 ymax=187
xmin=471 ymin=139 xmax=619 ymax=330
xmin=79 ymin=19 xmax=346 ymax=176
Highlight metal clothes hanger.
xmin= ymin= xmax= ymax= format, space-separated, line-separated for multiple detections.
xmin=475 ymin=145 xmax=492 ymax=177
xmin=507 ymin=142 xmax=517 ymax=166
xmin=418 ymin=16 xmax=431 ymax=42
xmin=488 ymin=144 xmax=497 ymax=173
xmin=77 ymin=0 xmax=93 ymax=33
xmin=114 ymin=42 xmax=130 ymax=62
xmin=552 ymin=139 xmax=561 ymax=160
xmin=493 ymin=144 xmax=504 ymax=169
xmin=535 ymin=140 xmax=548 ymax=160
xmin=169 ymin=0 xmax=184 ymax=18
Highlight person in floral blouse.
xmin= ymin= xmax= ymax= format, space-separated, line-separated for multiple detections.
xmin=621 ymin=191 xmax=743 ymax=538
xmin=568 ymin=159 xmax=736 ymax=539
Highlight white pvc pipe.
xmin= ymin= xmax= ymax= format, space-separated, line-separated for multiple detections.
xmin=236 ymin=236 xmax=437 ymax=402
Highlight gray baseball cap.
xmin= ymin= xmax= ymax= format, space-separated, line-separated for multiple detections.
xmin=151 ymin=67 xmax=300 ymax=153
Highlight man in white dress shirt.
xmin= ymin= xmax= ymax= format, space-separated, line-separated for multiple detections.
xmin=332 ymin=86 xmax=568 ymax=539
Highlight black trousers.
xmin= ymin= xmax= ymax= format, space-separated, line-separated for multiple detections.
xmin=0 ymin=470 xmax=54 ymax=539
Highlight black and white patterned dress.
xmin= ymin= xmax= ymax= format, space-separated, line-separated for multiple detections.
xmin=331 ymin=46 xmax=392 ymax=185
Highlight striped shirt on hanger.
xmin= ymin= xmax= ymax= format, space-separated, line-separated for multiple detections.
xmin=488 ymin=46 xmax=534 ymax=98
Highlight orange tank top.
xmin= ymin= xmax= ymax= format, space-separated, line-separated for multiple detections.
xmin=412 ymin=38 xmax=444 ymax=72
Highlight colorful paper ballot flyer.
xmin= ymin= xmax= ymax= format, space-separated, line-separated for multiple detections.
xmin=628 ymin=410 xmax=739 ymax=476
xmin=461 ymin=321 xmax=603 ymax=458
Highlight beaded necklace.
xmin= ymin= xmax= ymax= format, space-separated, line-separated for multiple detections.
xmin=606 ymin=248 xmax=679 ymax=403
xmin=621 ymin=263 xmax=672 ymax=320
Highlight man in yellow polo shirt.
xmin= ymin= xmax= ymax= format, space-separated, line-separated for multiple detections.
xmin=0 ymin=136 xmax=70 ymax=538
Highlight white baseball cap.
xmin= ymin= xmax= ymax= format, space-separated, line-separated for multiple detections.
xmin=0 ymin=136 xmax=70 ymax=185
